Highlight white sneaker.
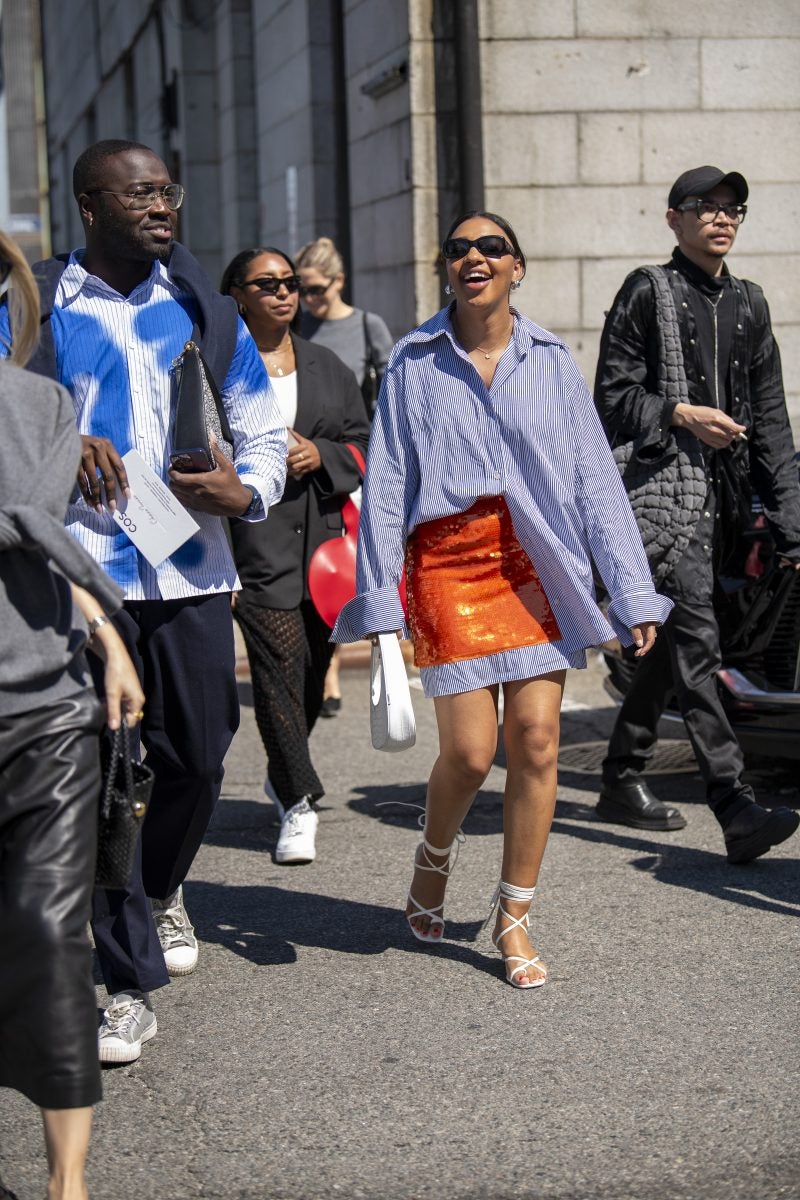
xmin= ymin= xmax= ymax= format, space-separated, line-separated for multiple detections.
xmin=275 ymin=797 xmax=318 ymax=864
xmin=263 ymin=776 xmax=285 ymax=822
xmin=151 ymin=885 xmax=198 ymax=976
xmin=98 ymin=992 xmax=157 ymax=1063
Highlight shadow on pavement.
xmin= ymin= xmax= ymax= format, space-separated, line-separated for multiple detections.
xmin=183 ymin=880 xmax=498 ymax=975
xmin=347 ymin=784 xmax=505 ymax=839
xmin=552 ymin=800 xmax=800 ymax=917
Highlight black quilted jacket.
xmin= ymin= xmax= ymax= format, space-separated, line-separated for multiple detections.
xmin=595 ymin=251 xmax=800 ymax=565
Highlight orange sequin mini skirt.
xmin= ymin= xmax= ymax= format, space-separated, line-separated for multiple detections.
xmin=405 ymin=496 xmax=561 ymax=668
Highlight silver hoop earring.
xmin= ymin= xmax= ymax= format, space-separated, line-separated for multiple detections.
xmin=444 ymin=283 xmax=453 ymax=296
xmin=238 ymin=304 xmax=246 ymax=315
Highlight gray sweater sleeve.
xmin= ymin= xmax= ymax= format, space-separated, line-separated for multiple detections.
xmin=0 ymin=364 xmax=122 ymax=715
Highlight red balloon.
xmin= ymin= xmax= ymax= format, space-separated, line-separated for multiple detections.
xmin=308 ymin=499 xmax=409 ymax=628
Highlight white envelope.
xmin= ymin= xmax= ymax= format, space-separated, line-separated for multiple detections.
xmin=112 ymin=449 xmax=200 ymax=567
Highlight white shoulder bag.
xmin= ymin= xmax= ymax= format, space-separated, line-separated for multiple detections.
xmin=370 ymin=634 xmax=416 ymax=752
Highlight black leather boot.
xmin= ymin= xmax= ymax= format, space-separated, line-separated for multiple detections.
xmin=596 ymin=778 xmax=687 ymax=831
xmin=723 ymin=802 xmax=800 ymax=864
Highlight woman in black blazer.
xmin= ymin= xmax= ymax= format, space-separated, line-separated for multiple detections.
xmin=221 ymin=247 xmax=370 ymax=865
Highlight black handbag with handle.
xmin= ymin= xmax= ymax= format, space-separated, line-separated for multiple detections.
xmin=95 ymin=722 xmax=154 ymax=890
xmin=171 ymin=330 xmax=234 ymax=472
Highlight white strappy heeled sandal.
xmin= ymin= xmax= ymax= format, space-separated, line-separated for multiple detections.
xmin=406 ymin=831 xmax=464 ymax=944
xmin=487 ymin=880 xmax=547 ymax=989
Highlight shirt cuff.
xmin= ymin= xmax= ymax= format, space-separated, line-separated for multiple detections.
xmin=606 ymin=588 xmax=674 ymax=646
xmin=330 ymin=586 xmax=409 ymax=643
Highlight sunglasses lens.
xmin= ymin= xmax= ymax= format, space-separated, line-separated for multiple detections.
xmin=476 ymin=236 xmax=508 ymax=258
xmin=442 ymin=239 xmax=469 ymax=260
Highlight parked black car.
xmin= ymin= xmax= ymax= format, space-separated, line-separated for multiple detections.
xmin=602 ymin=484 xmax=800 ymax=763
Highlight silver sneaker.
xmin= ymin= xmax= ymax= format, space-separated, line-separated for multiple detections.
xmin=275 ymin=797 xmax=318 ymax=864
xmin=151 ymin=884 xmax=198 ymax=976
xmin=98 ymin=991 xmax=157 ymax=1063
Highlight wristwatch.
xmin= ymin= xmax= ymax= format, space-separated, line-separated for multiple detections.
xmin=240 ymin=485 xmax=264 ymax=518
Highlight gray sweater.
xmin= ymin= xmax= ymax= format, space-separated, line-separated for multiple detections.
xmin=0 ymin=363 xmax=122 ymax=716
xmin=298 ymin=307 xmax=393 ymax=386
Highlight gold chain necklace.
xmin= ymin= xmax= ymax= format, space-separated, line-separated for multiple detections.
xmin=260 ymin=336 xmax=293 ymax=377
xmin=472 ymin=328 xmax=513 ymax=360
xmin=455 ymin=316 xmax=513 ymax=361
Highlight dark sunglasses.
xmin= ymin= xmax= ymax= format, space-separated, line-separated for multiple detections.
xmin=299 ymin=281 xmax=333 ymax=298
xmin=243 ymin=275 xmax=301 ymax=295
xmin=441 ymin=235 xmax=515 ymax=261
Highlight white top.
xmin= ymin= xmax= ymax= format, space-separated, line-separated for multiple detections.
xmin=268 ymin=371 xmax=298 ymax=428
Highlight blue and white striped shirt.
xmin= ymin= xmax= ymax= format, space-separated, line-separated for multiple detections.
xmin=0 ymin=253 xmax=287 ymax=600
xmin=332 ymin=305 xmax=672 ymax=651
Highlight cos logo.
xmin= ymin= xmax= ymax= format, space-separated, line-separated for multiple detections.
xmin=117 ymin=513 xmax=137 ymax=533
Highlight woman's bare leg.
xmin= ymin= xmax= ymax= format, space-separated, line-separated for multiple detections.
xmin=405 ymin=686 xmax=499 ymax=936
xmin=322 ymin=646 xmax=342 ymax=702
xmin=492 ymin=671 xmax=565 ymax=983
xmin=41 ymin=1107 xmax=92 ymax=1200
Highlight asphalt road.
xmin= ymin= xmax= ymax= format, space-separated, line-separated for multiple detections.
xmin=2 ymin=652 xmax=799 ymax=1199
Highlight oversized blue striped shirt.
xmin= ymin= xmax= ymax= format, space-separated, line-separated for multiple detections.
xmin=0 ymin=253 xmax=287 ymax=600
xmin=331 ymin=305 xmax=672 ymax=651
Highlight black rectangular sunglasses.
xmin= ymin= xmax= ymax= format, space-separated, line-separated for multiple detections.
xmin=441 ymin=235 xmax=515 ymax=261
xmin=244 ymin=275 xmax=301 ymax=295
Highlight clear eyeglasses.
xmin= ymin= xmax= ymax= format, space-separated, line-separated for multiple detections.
xmin=677 ymin=200 xmax=747 ymax=225
xmin=87 ymin=184 xmax=185 ymax=211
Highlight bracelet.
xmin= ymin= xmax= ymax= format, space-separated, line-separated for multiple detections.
xmin=87 ymin=614 xmax=110 ymax=639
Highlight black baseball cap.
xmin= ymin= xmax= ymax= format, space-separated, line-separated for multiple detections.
xmin=668 ymin=166 xmax=749 ymax=210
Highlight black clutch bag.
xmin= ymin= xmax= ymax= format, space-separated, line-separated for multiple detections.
xmin=171 ymin=332 xmax=234 ymax=472
xmin=95 ymin=722 xmax=154 ymax=890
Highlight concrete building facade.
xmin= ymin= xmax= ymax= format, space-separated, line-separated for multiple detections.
xmin=38 ymin=0 xmax=800 ymax=430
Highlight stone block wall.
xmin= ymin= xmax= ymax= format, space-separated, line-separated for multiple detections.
xmin=480 ymin=0 xmax=800 ymax=437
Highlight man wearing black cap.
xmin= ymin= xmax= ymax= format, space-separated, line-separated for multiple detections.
xmin=593 ymin=164 xmax=800 ymax=863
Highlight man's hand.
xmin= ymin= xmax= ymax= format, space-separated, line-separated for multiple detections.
xmin=169 ymin=441 xmax=252 ymax=516
xmin=286 ymin=429 xmax=321 ymax=480
xmin=673 ymin=403 xmax=746 ymax=449
xmin=631 ymin=621 xmax=658 ymax=658
xmin=78 ymin=435 xmax=130 ymax=512
xmin=778 ymin=557 xmax=800 ymax=572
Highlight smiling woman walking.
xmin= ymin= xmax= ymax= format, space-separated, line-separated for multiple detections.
xmin=332 ymin=210 xmax=672 ymax=989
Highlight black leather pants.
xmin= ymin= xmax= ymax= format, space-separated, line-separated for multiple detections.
xmin=603 ymin=596 xmax=754 ymax=817
xmin=0 ymin=689 xmax=104 ymax=1109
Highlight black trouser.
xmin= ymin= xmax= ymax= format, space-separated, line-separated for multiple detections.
xmin=234 ymin=595 xmax=333 ymax=810
xmin=91 ymin=595 xmax=239 ymax=996
xmin=602 ymin=595 xmax=753 ymax=820
xmin=0 ymin=690 xmax=104 ymax=1109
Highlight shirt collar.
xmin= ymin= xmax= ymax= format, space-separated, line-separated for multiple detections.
xmin=57 ymin=250 xmax=174 ymax=307
xmin=672 ymin=247 xmax=730 ymax=295
xmin=404 ymin=302 xmax=565 ymax=355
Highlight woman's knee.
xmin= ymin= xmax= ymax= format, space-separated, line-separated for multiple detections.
xmin=505 ymin=717 xmax=560 ymax=773
xmin=438 ymin=739 xmax=496 ymax=788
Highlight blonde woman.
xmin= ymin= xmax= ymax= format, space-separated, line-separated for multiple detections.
xmin=0 ymin=232 xmax=144 ymax=1200
xmin=295 ymin=236 xmax=393 ymax=715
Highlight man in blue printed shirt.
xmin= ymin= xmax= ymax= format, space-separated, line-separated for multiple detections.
xmin=1 ymin=140 xmax=286 ymax=1063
